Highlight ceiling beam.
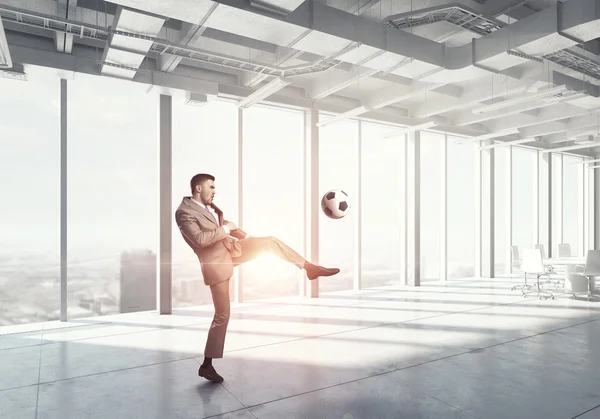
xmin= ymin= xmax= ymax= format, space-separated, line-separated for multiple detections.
xmin=411 ymin=76 xmax=529 ymax=119
xmin=54 ymin=0 xmax=78 ymax=53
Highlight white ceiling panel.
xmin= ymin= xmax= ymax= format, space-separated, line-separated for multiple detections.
xmin=110 ymin=34 xmax=154 ymax=54
xmin=363 ymin=51 xmax=408 ymax=71
xmin=292 ymin=31 xmax=355 ymax=57
xmin=105 ymin=48 xmax=147 ymax=68
xmin=204 ymin=5 xmax=307 ymax=46
xmin=117 ymin=8 xmax=165 ymax=35
xmin=335 ymin=44 xmax=381 ymax=65
xmin=107 ymin=0 xmax=216 ymax=25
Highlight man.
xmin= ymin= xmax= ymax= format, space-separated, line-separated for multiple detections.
xmin=175 ymin=173 xmax=340 ymax=383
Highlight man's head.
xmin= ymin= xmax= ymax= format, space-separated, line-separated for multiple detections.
xmin=190 ymin=173 xmax=215 ymax=206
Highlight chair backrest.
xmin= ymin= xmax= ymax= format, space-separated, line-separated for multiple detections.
xmin=535 ymin=244 xmax=546 ymax=259
xmin=558 ymin=243 xmax=571 ymax=257
xmin=511 ymin=245 xmax=521 ymax=268
xmin=585 ymin=250 xmax=600 ymax=275
xmin=511 ymin=245 xmax=520 ymax=260
xmin=521 ymin=248 xmax=545 ymax=275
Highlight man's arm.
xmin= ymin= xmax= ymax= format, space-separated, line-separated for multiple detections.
xmin=176 ymin=212 xmax=229 ymax=248
xmin=223 ymin=219 xmax=249 ymax=239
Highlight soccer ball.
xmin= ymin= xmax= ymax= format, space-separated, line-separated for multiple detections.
xmin=321 ymin=189 xmax=350 ymax=219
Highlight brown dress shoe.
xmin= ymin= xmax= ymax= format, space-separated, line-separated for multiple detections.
xmin=304 ymin=263 xmax=340 ymax=280
xmin=198 ymin=365 xmax=224 ymax=383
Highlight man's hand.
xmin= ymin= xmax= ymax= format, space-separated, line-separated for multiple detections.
xmin=225 ymin=221 xmax=237 ymax=231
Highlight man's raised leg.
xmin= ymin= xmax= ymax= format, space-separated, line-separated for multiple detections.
xmin=232 ymin=236 xmax=339 ymax=279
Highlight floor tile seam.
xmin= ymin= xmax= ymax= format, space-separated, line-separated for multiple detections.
xmin=449 ymin=317 xmax=600 ymax=358
xmin=214 ymin=303 xmax=508 ymax=357
xmin=218 ymin=349 xmax=483 ymax=417
xmin=572 ymin=403 xmax=600 ymax=419
xmin=0 ymin=354 xmax=199 ymax=393
xmin=0 ymin=321 xmax=114 ymax=339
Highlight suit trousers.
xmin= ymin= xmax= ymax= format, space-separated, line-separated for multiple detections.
xmin=204 ymin=236 xmax=307 ymax=358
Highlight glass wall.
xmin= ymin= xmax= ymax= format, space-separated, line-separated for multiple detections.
xmin=172 ymin=99 xmax=239 ymax=307
xmin=241 ymin=105 xmax=304 ymax=300
xmin=360 ymin=122 xmax=405 ymax=288
xmin=447 ymin=136 xmax=476 ymax=279
xmin=67 ymin=73 xmax=158 ymax=319
xmin=0 ymin=67 xmax=61 ymax=326
xmin=420 ymin=132 xmax=444 ymax=281
xmin=511 ymin=147 xmax=537 ymax=252
xmin=562 ymin=155 xmax=584 ymax=256
xmin=494 ymin=147 xmax=509 ymax=275
xmin=318 ymin=115 xmax=358 ymax=292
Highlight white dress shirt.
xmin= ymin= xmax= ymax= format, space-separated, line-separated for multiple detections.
xmin=190 ymin=198 xmax=230 ymax=235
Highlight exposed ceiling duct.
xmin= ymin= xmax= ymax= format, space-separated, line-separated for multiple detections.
xmin=111 ymin=0 xmax=599 ymax=84
xmin=0 ymin=4 xmax=359 ymax=78
xmin=0 ymin=17 xmax=12 ymax=68
xmin=384 ymin=3 xmax=506 ymax=37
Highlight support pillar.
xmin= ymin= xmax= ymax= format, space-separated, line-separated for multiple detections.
xmin=353 ymin=121 xmax=362 ymax=290
xmin=233 ymin=109 xmax=244 ymax=303
xmin=60 ymin=78 xmax=67 ymax=322
xmin=439 ymin=135 xmax=447 ymax=281
xmin=538 ymin=152 xmax=551 ymax=257
xmin=480 ymin=140 xmax=495 ymax=278
xmin=406 ymin=131 xmax=420 ymax=286
xmin=158 ymin=94 xmax=172 ymax=314
xmin=303 ymin=109 xmax=319 ymax=297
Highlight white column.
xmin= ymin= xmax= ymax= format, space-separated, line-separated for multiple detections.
xmin=578 ymin=159 xmax=585 ymax=256
xmin=406 ymin=131 xmax=420 ymax=286
xmin=158 ymin=94 xmax=173 ymax=314
xmin=303 ymin=109 xmax=320 ymax=297
xmin=60 ymin=78 xmax=68 ymax=322
xmin=480 ymin=140 xmax=495 ymax=278
xmin=233 ymin=108 xmax=244 ymax=303
xmin=353 ymin=121 xmax=363 ymax=290
xmin=474 ymin=140 xmax=482 ymax=277
xmin=539 ymin=152 xmax=551 ymax=257
xmin=506 ymin=147 xmax=513 ymax=273
xmin=556 ymin=154 xmax=564 ymax=254
xmin=596 ymin=162 xmax=600 ymax=250
xmin=399 ymin=136 xmax=407 ymax=285
xmin=584 ymin=165 xmax=597 ymax=250
xmin=533 ymin=151 xmax=540 ymax=247
xmin=439 ymin=135 xmax=447 ymax=281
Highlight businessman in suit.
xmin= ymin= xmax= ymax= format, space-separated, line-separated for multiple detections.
xmin=175 ymin=173 xmax=340 ymax=383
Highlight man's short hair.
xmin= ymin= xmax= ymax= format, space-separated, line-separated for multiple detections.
xmin=190 ymin=173 xmax=215 ymax=194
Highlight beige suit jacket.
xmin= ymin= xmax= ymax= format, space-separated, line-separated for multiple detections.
xmin=175 ymin=197 xmax=247 ymax=286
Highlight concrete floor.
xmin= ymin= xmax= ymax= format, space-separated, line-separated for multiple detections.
xmin=1 ymin=277 xmax=600 ymax=419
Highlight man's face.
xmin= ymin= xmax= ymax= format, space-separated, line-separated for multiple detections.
xmin=198 ymin=180 xmax=216 ymax=205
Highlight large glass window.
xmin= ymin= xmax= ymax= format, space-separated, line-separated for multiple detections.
xmin=511 ymin=147 xmax=536 ymax=252
xmin=360 ymin=122 xmax=405 ymax=288
xmin=563 ymin=155 xmax=584 ymax=256
xmin=447 ymin=136 xmax=475 ymax=279
xmin=241 ymin=105 xmax=304 ymax=300
xmin=67 ymin=74 xmax=158 ymax=319
xmin=172 ymin=99 xmax=239 ymax=307
xmin=0 ymin=67 xmax=60 ymax=326
xmin=318 ymin=115 xmax=358 ymax=292
xmin=494 ymin=147 xmax=509 ymax=275
xmin=420 ymin=132 xmax=444 ymax=281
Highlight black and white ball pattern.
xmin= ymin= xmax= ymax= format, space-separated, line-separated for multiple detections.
xmin=321 ymin=189 xmax=350 ymax=219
